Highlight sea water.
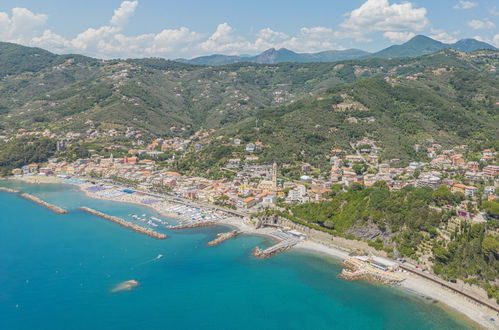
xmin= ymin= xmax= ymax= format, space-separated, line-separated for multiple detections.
xmin=0 ymin=181 xmax=474 ymax=330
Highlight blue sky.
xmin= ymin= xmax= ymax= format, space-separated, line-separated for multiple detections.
xmin=0 ymin=0 xmax=497 ymax=59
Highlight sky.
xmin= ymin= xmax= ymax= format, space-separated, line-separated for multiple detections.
xmin=0 ymin=0 xmax=498 ymax=59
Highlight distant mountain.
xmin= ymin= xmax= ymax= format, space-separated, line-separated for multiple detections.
xmin=0 ymin=41 xmax=97 ymax=78
xmin=451 ymin=38 xmax=497 ymax=52
xmin=176 ymin=48 xmax=371 ymax=66
xmin=177 ymin=54 xmax=243 ymax=66
xmin=370 ymin=35 xmax=497 ymax=58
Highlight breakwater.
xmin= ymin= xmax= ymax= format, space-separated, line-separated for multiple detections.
xmin=207 ymin=230 xmax=240 ymax=246
xmin=252 ymin=239 xmax=299 ymax=258
xmin=20 ymin=193 xmax=68 ymax=214
xmin=166 ymin=220 xmax=217 ymax=229
xmin=0 ymin=187 xmax=20 ymax=193
xmin=80 ymin=207 xmax=167 ymax=239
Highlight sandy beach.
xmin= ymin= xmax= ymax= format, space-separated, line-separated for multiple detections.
xmin=6 ymin=175 xmax=498 ymax=328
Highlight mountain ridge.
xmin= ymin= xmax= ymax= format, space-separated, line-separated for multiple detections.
xmin=177 ymin=35 xmax=497 ymax=65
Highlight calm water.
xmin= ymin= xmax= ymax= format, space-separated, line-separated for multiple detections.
xmin=0 ymin=181 xmax=473 ymax=330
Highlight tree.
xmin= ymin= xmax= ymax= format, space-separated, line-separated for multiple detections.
xmin=482 ymin=201 xmax=499 ymax=219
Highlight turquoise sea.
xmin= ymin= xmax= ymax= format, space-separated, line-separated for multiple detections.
xmin=0 ymin=181 xmax=474 ymax=330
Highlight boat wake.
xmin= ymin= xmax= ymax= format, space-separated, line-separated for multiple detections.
xmin=134 ymin=254 xmax=164 ymax=267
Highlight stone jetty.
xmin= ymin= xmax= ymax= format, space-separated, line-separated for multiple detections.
xmin=207 ymin=230 xmax=240 ymax=246
xmin=20 ymin=193 xmax=68 ymax=214
xmin=80 ymin=207 xmax=168 ymax=239
xmin=166 ymin=220 xmax=217 ymax=229
xmin=0 ymin=187 xmax=20 ymax=193
xmin=252 ymin=238 xmax=299 ymax=258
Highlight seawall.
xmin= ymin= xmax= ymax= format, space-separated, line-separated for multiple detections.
xmin=0 ymin=187 xmax=20 ymax=194
xmin=207 ymin=230 xmax=240 ymax=246
xmin=20 ymin=193 xmax=68 ymax=214
xmin=80 ymin=207 xmax=168 ymax=239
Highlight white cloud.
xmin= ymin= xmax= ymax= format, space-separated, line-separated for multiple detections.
xmin=383 ymin=31 xmax=415 ymax=43
xmin=110 ymin=1 xmax=138 ymax=27
xmin=473 ymin=34 xmax=499 ymax=47
xmin=490 ymin=8 xmax=499 ymax=16
xmin=430 ymin=29 xmax=458 ymax=44
xmin=0 ymin=0 xmax=447 ymax=59
xmin=453 ymin=1 xmax=477 ymax=10
xmin=341 ymin=0 xmax=429 ymax=39
xmin=0 ymin=7 xmax=47 ymax=42
xmin=467 ymin=19 xmax=496 ymax=30
xmin=257 ymin=28 xmax=289 ymax=43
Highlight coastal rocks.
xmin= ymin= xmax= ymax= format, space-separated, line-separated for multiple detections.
xmin=345 ymin=223 xmax=391 ymax=241
xmin=339 ymin=257 xmax=403 ymax=286
xmin=111 ymin=280 xmax=139 ymax=293
xmin=19 ymin=193 xmax=68 ymax=214
xmin=80 ymin=207 xmax=168 ymax=239
xmin=207 ymin=230 xmax=240 ymax=246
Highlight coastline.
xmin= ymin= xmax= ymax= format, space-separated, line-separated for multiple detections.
xmin=2 ymin=175 xmax=497 ymax=328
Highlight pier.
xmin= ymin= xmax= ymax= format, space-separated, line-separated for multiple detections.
xmin=80 ymin=207 xmax=168 ymax=239
xmin=0 ymin=187 xmax=20 ymax=193
xmin=339 ymin=257 xmax=404 ymax=285
xmin=207 ymin=230 xmax=240 ymax=246
xmin=252 ymin=238 xmax=299 ymax=258
xmin=20 ymin=193 xmax=68 ymax=214
xmin=166 ymin=220 xmax=217 ymax=229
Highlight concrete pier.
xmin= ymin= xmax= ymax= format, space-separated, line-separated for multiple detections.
xmin=0 ymin=187 xmax=20 ymax=193
xmin=80 ymin=207 xmax=168 ymax=239
xmin=166 ymin=220 xmax=217 ymax=229
xmin=20 ymin=193 xmax=68 ymax=214
xmin=207 ymin=230 xmax=240 ymax=246
xmin=252 ymin=239 xmax=299 ymax=258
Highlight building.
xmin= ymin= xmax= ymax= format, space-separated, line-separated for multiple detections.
xmin=483 ymin=165 xmax=499 ymax=177
xmin=272 ymin=162 xmax=278 ymax=188
xmin=245 ymin=143 xmax=256 ymax=152
xmin=262 ymin=195 xmax=277 ymax=207
xmin=286 ymin=185 xmax=307 ymax=203
xmin=452 ymin=184 xmax=477 ymax=198
xmin=301 ymin=163 xmax=311 ymax=172
xmin=450 ymin=155 xmax=465 ymax=167
xmin=484 ymin=186 xmax=496 ymax=196
xmin=467 ymin=161 xmax=480 ymax=172
xmin=378 ymin=163 xmax=389 ymax=174
xmin=238 ymin=196 xmax=257 ymax=209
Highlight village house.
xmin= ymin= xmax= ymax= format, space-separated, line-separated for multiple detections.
xmin=466 ymin=161 xmax=480 ymax=172
xmin=452 ymin=184 xmax=478 ymax=198
xmin=483 ymin=165 xmax=499 ymax=177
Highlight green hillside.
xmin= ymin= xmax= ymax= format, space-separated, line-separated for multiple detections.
xmin=178 ymin=54 xmax=499 ymax=173
xmin=0 ymin=43 xmax=497 ymax=159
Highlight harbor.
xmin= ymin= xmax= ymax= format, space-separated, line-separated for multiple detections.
xmin=19 ymin=193 xmax=68 ymax=214
xmin=80 ymin=207 xmax=168 ymax=239
xmin=207 ymin=230 xmax=240 ymax=246
xmin=166 ymin=220 xmax=218 ymax=229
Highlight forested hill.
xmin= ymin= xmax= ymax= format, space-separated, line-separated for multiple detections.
xmin=180 ymin=52 xmax=499 ymax=171
xmin=0 ymin=40 xmax=497 ymax=140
